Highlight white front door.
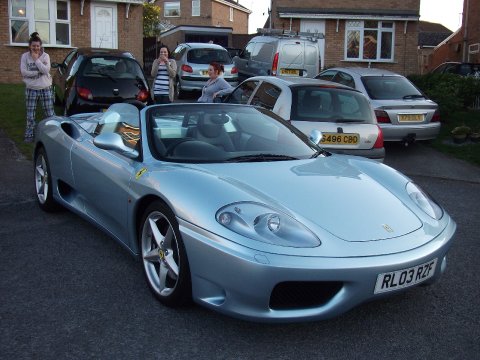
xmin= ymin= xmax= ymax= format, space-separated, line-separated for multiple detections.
xmin=301 ymin=20 xmax=325 ymax=70
xmin=91 ymin=2 xmax=117 ymax=48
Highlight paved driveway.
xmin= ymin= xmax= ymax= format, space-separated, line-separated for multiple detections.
xmin=1 ymin=129 xmax=479 ymax=359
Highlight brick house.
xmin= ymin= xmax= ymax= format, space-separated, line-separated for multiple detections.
xmin=1 ymin=0 xmax=144 ymax=84
xmin=269 ymin=0 xmax=421 ymax=75
xmin=428 ymin=0 xmax=479 ymax=71
xmin=417 ymin=21 xmax=452 ymax=74
xmin=152 ymin=0 xmax=251 ymax=50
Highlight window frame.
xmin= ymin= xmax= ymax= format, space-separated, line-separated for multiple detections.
xmin=164 ymin=2 xmax=181 ymax=17
xmin=9 ymin=0 xmax=71 ymax=47
xmin=344 ymin=20 xmax=394 ymax=62
xmin=192 ymin=0 xmax=200 ymax=17
xmin=229 ymin=7 xmax=233 ymax=22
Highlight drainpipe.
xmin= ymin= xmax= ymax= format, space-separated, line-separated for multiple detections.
xmin=463 ymin=0 xmax=469 ymax=62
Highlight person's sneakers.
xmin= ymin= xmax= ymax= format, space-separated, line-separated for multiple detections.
xmin=24 ymin=136 xmax=34 ymax=143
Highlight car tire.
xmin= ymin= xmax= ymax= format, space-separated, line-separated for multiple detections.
xmin=139 ymin=200 xmax=192 ymax=307
xmin=34 ymin=148 xmax=61 ymax=212
xmin=175 ymin=78 xmax=184 ymax=100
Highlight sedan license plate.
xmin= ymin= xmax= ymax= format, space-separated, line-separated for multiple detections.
xmin=201 ymin=70 xmax=209 ymax=75
xmin=280 ymin=68 xmax=300 ymax=76
xmin=374 ymin=258 xmax=437 ymax=294
xmin=398 ymin=114 xmax=424 ymax=122
xmin=321 ymin=133 xmax=359 ymax=145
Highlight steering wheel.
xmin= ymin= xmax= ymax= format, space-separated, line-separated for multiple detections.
xmin=165 ymin=138 xmax=195 ymax=156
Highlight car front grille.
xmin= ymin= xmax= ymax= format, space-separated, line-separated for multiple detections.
xmin=270 ymin=281 xmax=343 ymax=310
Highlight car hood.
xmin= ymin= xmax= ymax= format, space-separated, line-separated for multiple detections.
xmin=179 ymin=155 xmax=422 ymax=242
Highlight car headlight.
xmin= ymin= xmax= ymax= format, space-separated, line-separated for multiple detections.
xmin=216 ymin=202 xmax=321 ymax=247
xmin=406 ymin=182 xmax=443 ymax=220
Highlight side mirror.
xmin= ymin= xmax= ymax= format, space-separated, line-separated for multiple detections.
xmin=93 ymin=132 xmax=139 ymax=159
xmin=309 ymin=129 xmax=323 ymax=145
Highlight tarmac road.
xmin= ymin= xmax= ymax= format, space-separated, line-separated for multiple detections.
xmin=1 ymin=128 xmax=479 ymax=360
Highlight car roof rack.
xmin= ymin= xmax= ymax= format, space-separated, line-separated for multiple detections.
xmin=256 ymin=28 xmax=324 ymax=41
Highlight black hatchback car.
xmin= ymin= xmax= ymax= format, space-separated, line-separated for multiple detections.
xmin=431 ymin=62 xmax=480 ymax=77
xmin=52 ymin=48 xmax=151 ymax=115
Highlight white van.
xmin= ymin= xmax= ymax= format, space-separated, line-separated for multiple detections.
xmin=234 ymin=29 xmax=323 ymax=81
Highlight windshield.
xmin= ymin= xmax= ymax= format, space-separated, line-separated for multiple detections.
xmin=361 ymin=76 xmax=424 ymax=100
xmin=186 ymin=49 xmax=233 ymax=64
xmin=291 ymin=86 xmax=376 ymax=123
xmin=147 ymin=104 xmax=320 ymax=163
xmin=82 ymin=56 xmax=144 ymax=80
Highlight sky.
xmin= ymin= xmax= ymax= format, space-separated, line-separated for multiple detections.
xmin=237 ymin=0 xmax=465 ymax=34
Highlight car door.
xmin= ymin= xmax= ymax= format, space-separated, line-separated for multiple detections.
xmin=249 ymin=81 xmax=282 ymax=111
xmin=70 ymin=125 xmax=138 ymax=244
xmin=331 ymin=71 xmax=356 ymax=88
xmin=53 ymin=49 xmax=77 ymax=104
xmin=234 ymin=42 xmax=256 ymax=81
xmin=224 ymin=80 xmax=259 ymax=104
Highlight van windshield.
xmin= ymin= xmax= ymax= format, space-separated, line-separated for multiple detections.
xmin=187 ymin=49 xmax=233 ymax=64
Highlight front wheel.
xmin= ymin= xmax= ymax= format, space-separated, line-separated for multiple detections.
xmin=34 ymin=148 xmax=61 ymax=212
xmin=139 ymin=200 xmax=191 ymax=306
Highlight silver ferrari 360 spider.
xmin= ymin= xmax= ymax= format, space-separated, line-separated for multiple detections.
xmin=33 ymin=102 xmax=456 ymax=322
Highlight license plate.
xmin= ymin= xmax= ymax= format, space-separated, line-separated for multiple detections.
xmin=280 ymin=68 xmax=300 ymax=76
xmin=398 ymin=114 xmax=424 ymax=122
xmin=320 ymin=133 xmax=359 ymax=145
xmin=201 ymin=70 xmax=209 ymax=75
xmin=374 ymin=258 xmax=437 ymax=294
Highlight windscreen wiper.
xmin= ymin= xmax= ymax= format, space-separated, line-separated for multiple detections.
xmin=226 ymin=154 xmax=298 ymax=163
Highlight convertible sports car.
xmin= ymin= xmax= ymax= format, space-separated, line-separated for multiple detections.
xmin=33 ymin=103 xmax=456 ymax=322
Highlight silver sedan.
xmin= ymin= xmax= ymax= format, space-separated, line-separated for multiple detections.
xmin=33 ymin=102 xmax=455 ymax=322
xmin=316 ymin=67 xmax=441 ymax=144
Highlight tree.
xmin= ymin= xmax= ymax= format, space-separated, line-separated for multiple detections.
xmin=143 ymin=2 xmax=162 ymax=37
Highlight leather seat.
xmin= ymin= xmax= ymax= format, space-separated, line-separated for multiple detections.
xmin=192 ymin=114 xmax=235 ymax=151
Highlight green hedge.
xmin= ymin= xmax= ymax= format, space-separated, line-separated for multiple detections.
xmin=408 ymin=73 xmax=480 ymax=117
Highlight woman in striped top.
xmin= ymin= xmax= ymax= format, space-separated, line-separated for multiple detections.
xmin=151 ymin=46 xmax=177 ymax=104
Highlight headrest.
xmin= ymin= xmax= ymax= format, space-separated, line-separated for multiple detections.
xmin=206 ymin=114 xmax=229 ymax=125
xmin=115 ymin=61 xmax=127 ymax=73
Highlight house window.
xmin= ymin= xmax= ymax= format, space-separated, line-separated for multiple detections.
xmin=229 ymin=7 xmax=233 ymax=22
xmin=192 ymin=0 xmax=200 ymax=17
xmin=345 ymin=21 xmax=394 ymax=61
xmin=165 ymin=2 xmax=180 ymax=17
xmin=9 ymin=0 xmax=70 ymax=46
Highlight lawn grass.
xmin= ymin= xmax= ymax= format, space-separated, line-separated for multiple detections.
xmin=0 ymin=83 xmax=62 ymax=159
xmin=430 ymin=111 xmax=480 ymax=167
xmin=0 ymin=83 xmax=479 ymax=166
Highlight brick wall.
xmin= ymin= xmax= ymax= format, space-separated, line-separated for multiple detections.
xmin=155 ymin=0 xmax=248 ymax=33
xmin=1 ymin=1 xmax=144 ymax=84
xmin=270 ymin=0 xmax=420 ymax=75
xmin=428 ymin=0 xmax=480 ymax=69
xmin=272 ymin=0 xmax=420 ymax=13
xmin=211 ymin=2 xmax=248 ymax=34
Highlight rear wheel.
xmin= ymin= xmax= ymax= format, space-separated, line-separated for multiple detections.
xmin=139 ymin=200 xmax=191 ymax=306
xmin=34 ymin=148 xmax=61 ymax=212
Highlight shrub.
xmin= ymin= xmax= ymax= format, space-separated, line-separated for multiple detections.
xmin=408 ymin=73 xmax=480 ymax=117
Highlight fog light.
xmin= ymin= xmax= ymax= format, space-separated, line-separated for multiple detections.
xmin=218 ymin=212 xmax=232 ymax=225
